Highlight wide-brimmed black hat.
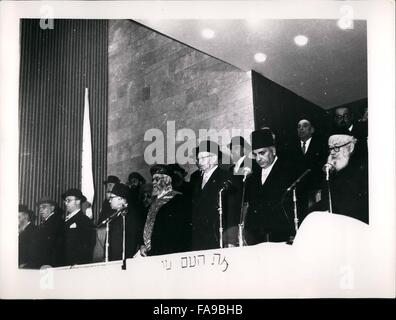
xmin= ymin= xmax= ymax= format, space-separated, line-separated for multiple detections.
xmin=251 ymin=128 xmax=275 ymax=150
xmin=61 ymin=188 xmax=87 ymax=203
xmin=110 ymin=183 xmax=130 ymax=200
xmin=193 ymin=140 xmax=222 ymax=158
xmin=149 ymin=164 xmax=172 ymax=178
xmin=37 ymin=197 xmax=58 ymax=207
xmin=168 ymin=163 xmax=188 ymax=177
xmin=103 ymin=175 xmax=120 ymax=185
xmin=227 ymin=136 xmax=248 ymax=149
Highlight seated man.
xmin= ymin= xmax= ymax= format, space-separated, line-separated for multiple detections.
xmin=318 ymin=130 xmax=368 ymax=224
xmin=140 ymin=164 xmax=191 ymax=256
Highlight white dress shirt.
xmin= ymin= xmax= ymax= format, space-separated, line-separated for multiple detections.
xmin=202 ymin=165 xmax=218 ymax=189
xmin=300 ymin=137 xmax=312 ymax=154
xmin=261 ymin=157 xmax=278 ymax=185
xmin=65 ymin=209 xmax=80 ymax=222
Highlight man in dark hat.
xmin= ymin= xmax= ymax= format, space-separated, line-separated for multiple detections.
xmin=98 ymin=175 xmax=120 ymax=224
xmin=103 ymin=182 xmax=144 ymax=261
xmin=140 ymin=164 xmax=191 ymax=256
xmin=18 ymin=204 xmax=38 ymax=268
xmin=35 ymin=197 xmax=65 ymax=267
xmin=62 ymin=188 xmax=95 ymax=265
xmin=244 ymin=128 xmax=297 ymax=244
xmin=315 ymin=130 xmax=368 ymax=223
xmin=189 ymin=140 xmax=240 ymax=250
xmin=227 ymin=136 xmax=252 ymax=176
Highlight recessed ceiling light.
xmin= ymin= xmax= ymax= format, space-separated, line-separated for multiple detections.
xmin=294 ymin=35 xmax=308 ymax=46
xmin=254 ymin=53 xmax=267 ymax=63
xmin=201 ymin=28 xmax=215 ymax=39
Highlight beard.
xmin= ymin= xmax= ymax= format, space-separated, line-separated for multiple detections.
xmin=328 ymin=152 xmax=350 ymax=172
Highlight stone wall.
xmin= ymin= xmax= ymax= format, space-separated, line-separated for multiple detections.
xmin=108 ymin=20 xmax=254 ymax=182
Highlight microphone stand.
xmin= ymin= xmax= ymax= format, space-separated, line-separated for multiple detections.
xmin=326 ymin=169 xmax=333 ymax=213
xmin=218 ymin=189 xmax=224 ymax=249
xmin=100 ymin=211 xmax=119 ymax=263
xmin=238 ymin=178 xmax=248 ymax=247
xmin=292 ymin=188 xmax=298 ymax=234
xmin=121 ymin=214 xmax=126 ymax=270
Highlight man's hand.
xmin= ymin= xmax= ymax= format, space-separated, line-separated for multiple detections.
xmin=140 ymin=245 xmax=148 ymax=257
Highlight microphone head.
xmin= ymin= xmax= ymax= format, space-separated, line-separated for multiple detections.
xmin=221 ymin=179 xmax=233 ymax=191
xmin=242 ymin=166 xmax=252 ymax=175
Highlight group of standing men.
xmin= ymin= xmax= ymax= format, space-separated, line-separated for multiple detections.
xmin=19 ymin=106 xmax=368 ymax=268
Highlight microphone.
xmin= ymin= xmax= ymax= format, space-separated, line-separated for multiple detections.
xmin=96 ymin=211 xmax=119 ymax=227
xmin=323 ymin=163 xmax=334 ymax=181
xmin=220 ymin=179 xmax=233 ymax=192
xmin=286 ymin=169 xmax=311 ymax=192
xmin=242 ymin=166 xmax=252 ymax=183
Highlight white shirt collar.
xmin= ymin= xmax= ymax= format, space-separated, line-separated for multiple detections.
xmin=203 ymin=165 xmax=218 ymax=179
xmin=20 ymin=221 xmax=31 ymax=233
xmin=44 ymin=212 xmax=55 ymax=222
xmin=261 ymin=156 xmax=278 ymax=184
xmin=348 ymin=124 xmax=354 ymax=131
xmin=65 ymin=209 xmax=80 ymax=221
xmin=233 ymin=155 xmax=246 ymax=173
xmin=301 ymin=137 xmax=312 ymax=151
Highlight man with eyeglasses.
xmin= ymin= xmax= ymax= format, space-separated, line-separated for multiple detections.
xmin=317 ymin=130 xmax=368 ymax=223
xmin=244 ymin=128 xmax=297 ymax=245
xmin=62 ymin=188 xmax=95 ymax=265
xmin=189 ymin=140 xmax=240 ymax=250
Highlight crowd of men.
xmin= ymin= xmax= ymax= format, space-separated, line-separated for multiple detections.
xmin=18 ymin=106 xmax=368 ymax=269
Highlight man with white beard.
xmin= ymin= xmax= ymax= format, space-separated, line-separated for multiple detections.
xmin=319 ymin=131 xmax=368 ymax=223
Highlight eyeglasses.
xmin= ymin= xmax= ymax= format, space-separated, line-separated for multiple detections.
xmin=63 ymin=198 xmax=78 ymax=203
xmin=328 ymin=141 xmax=351 ymax=153
xmin=196 ymin=154 xmax=215 ymax=161
xmin=334 ymin=114 xmax=351 ymax=120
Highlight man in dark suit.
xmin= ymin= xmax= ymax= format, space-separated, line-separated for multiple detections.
xmin=287 ymin=118 xmax=328 ymax=222
xmin=190 ymin=140 xmax=239 ymax=250
xmin=18 ymin=204 xmax=38 ymax=268
xmin=245 ymin=129 xmax=297 ymax=245
xmin=318 ymin=130 xmax=368 ymax=223
xmin=106 ymin=183 xmax=144 ymax=261
xmin=62 ymin=188 xmax=95 ymax=266
xmin=36 ymin=198 xmax=65 ymax=267
xmin=333 ymin=106 xmax=368 ymax=160
xmin=98 ymin=175 xmax=120 ymax=224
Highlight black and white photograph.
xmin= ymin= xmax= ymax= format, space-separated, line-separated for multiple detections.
xmin=0 ymin=0 xmax=394 ymax=300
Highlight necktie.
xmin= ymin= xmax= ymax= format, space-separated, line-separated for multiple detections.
xmin=301 ymin=141 xmax=306 ymax=155
xmin=201 ymin=173 xmax=208 ymax=189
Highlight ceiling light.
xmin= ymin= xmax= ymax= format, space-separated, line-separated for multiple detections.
xmin=294 ymin=35 xmax=308 ymax=46
xmin=254 ymin=53 xmax=267 ymax=63
xmin=201 ymin=28 xmax=215 ymax=39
